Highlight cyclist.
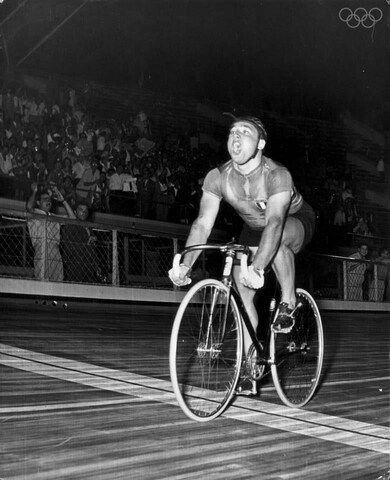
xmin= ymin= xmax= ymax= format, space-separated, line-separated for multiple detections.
xmin=169 ymin=116 xmax=315 ymax=392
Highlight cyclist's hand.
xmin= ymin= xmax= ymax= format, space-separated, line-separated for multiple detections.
xmin=240 ymin=265 xmax=264 ymax=290
xmin=168 ymin=264 xmax=192 ymax=287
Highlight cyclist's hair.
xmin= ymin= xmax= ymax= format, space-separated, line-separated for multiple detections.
xmin=231 ymin=116 xmax=268 ymax=142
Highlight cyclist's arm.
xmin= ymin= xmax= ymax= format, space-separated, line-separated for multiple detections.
xmin=182 ymin=191 xmax=221 ymax=268
xmin=251 ymin=191 xmax=291 ymax=271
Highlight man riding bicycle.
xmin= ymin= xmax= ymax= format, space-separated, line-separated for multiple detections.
xmin=169 ymin=116 xmax=316 ymax=393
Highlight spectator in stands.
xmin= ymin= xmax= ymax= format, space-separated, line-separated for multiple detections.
xmin=61 ymin=203 xmax=98 ymax=283
xmin=96 ymin=130 xmax=106 ymax=152
xmin=155 ymin=171 xmax=174 ymax=222
xmin=343 ymin=188 xmax=358 ymax=231
xmin=77 ymin=131 xmax=93 ymax=157
xmin=136 ymin=166 xmax=156 ymax=219
xmin=368 ymin=248 xmax=390 ymax=302
xmin=36 ymin=157 xmax=49 ymax=186
xmin=108 ymin=164 xmax=125 ymax=214
xmin=347 ymin=243 xmax=368 ymax=301
xmin=76 ymin=156 xmax=100 ymax=204
xmin=72 ymin=154 xmax=87 ymax=182
xmin=376 ymin=157 xmax=385 ymax=183
xmin=366 ymin=212 xmax=379 ymax=237
xmin=121 ymin=164 xmax=138 ymax=216
xmin=60 ymin=175 xmax=77 ymax=209
xmin=26 ymin=182 xmax=75 ymax=281
xmin=28 ymin=97 xmax=40 ymax=125
xmin=91 ymin=170 xmax=110 ymax=212
xmin=0 ymin=146 xmax=14 ymax=176
xmin=167 ymin=174 xmax=190 ymax=224
xmin=333 ymin=204 xmax=346 ymax=227
xmin=47 ymin=159 xmax=64 ymax=188
xmin=353 ymin=217 xmax=371 ymax=237
xmin=133 ymin=111 xmax=151 ymax=138
xmin=2 ymin=90 xmax=15 ymax=121
xmin=62 ymin=157 xmax=74 ymax=180
xmin=46 ymin=140 xmax=60 ymax=172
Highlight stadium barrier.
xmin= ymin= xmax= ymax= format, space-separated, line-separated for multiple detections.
xmin=0 ymin=204 xmax=388 ymax=308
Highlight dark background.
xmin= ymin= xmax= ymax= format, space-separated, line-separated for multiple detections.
xmin=1 ymin=0 xmax=389 ymax=126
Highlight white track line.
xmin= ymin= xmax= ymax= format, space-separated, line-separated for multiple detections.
xmin=0 ymin=343 xmax=388 ymax=455
xmin=258 ymin=375 xmax=390 ymax=392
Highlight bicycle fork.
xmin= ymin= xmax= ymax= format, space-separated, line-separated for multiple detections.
xmin=197 ymin=284 xmax=226 ymax=359
xmin=199 ymin=250 xmax=236 ymax=358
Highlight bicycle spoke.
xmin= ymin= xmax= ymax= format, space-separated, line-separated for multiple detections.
xmin=170 ymin=280 xmax=243 ymax=421
xmin=271 ymin=289 xmax=324 ymax=407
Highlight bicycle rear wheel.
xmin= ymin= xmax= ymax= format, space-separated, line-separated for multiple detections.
xmin=271 ymin=288 xmax=324 ymax=407
xmin=170 ymin=279 xmax=243 ymax=421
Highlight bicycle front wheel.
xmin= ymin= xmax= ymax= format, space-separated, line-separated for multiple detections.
xmin=169 ymin=279 xmax=243 ymax=421
xmin=271 ymin=288 xmax=324 ymax=408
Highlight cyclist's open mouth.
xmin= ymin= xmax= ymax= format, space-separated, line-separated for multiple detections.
xmin=232 ymin=142 xmax=241 ymax=155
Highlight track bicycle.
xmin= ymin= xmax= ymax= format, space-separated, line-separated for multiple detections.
xmin=169 ymin=242 xmax=324 ymax=422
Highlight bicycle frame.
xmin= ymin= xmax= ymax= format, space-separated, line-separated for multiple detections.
xmin=171 ymin=242 xmax=324 ymax=418
xmin=174 ymin=242 xmax=276 ymax=367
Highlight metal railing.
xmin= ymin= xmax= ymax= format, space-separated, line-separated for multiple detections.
xmin=0 ymin=211 xmax=187 ymax=289
xmin=301 ymin=253 xmax=389 ymax=302
xmin=0 ymin=209 xmax=388 ymax=302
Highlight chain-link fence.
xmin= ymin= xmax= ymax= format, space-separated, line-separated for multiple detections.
xmin=304 ymin=253 xmax=389 ymax=302
xmin=0 ymin=212 xmax=189 ymax=289
xmin=0 ymin=211 xmax=388 ymax=302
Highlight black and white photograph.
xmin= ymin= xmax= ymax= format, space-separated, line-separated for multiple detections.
xmin=0 ymin=0 xmax=389 ymax=478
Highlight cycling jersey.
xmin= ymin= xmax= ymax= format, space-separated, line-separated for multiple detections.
xmin=203 ymin=156 xmax=303 ymax=230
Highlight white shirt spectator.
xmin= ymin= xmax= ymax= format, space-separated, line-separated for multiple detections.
xmin=72 ymin=159 xmax=86 ymax=180
xmin=121 ymin=173 xmax=138 ymax=193
xmin=0 ymin=152 xmax=14 ymax=175
xmin=334 ymin=209 xmax=346 ymax=226
xmin=37 ymin=101 xmax=47 ymax=115
xmin=109 ymin=172 xmax=124 ymax=191
xmin=97 ymin=134 xmax=106 ymax=152
xmin=28 ymin=100 xmax=39 ymax=116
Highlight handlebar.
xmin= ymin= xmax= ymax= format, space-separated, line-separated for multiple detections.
xmin=172 ymin=243 xmax=251 ymax=278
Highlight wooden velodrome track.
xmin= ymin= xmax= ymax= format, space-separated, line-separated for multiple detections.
xmin=0 ymin=296 xmax=388 ymax=480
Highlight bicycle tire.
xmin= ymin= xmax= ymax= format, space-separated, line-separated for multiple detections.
xmin=169 ymin=278 xmax=243 ymax=421
xmin=270 ymin=288 xmax=324 ymax=408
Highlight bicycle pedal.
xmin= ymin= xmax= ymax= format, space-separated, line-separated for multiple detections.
xmin=235 ymin=378 xmax=257 ymax=396
xmin=291 ymin=302 xmax=303 ymax=315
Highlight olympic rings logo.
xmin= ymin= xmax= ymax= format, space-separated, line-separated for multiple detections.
xmin=339 ymin=7 xmax=383 ymax=28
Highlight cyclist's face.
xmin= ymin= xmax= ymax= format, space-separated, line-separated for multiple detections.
xmin=227 ymin=122 xmax=264 ymax=164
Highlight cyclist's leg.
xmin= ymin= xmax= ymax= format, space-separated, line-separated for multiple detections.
xmin=271 ymin=216 xmax=305 ymax=309
xmin=233 ymin=261 xmax=259 ymax=394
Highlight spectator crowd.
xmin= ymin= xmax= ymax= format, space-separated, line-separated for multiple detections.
xmin=0 ymin=82 xmax=388 ymax=298
xmin=0 ymin=85 xmax=222 ymax=226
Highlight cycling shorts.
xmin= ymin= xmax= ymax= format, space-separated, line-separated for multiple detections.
xmin=238 ymin=200 xmax=316 ymax=249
